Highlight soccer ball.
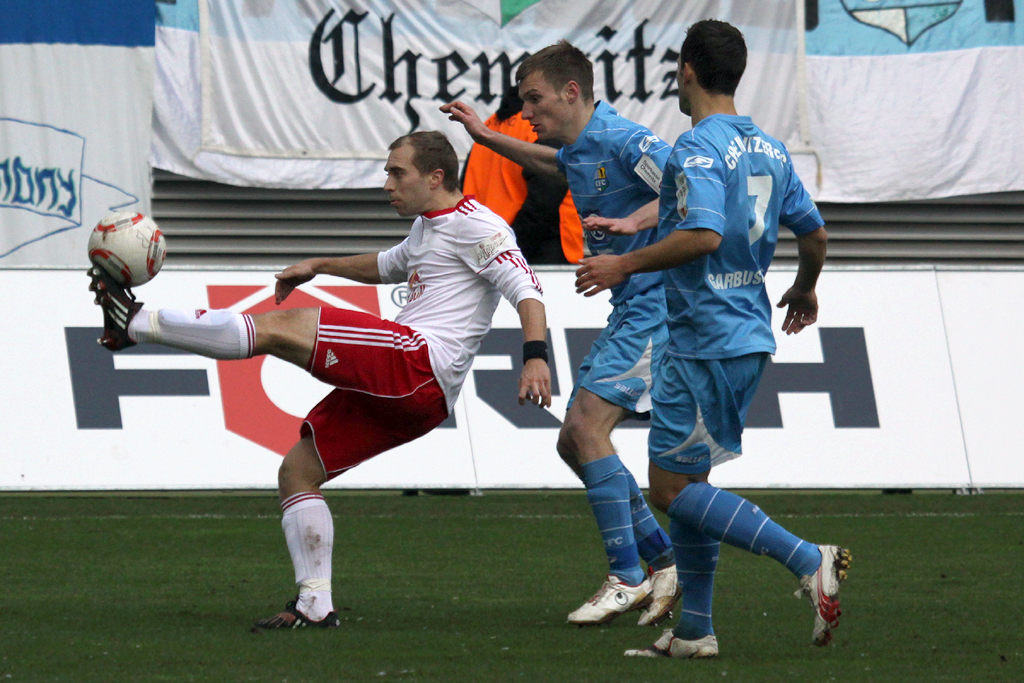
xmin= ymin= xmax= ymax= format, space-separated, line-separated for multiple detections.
xmin=87 ymin=211 xmax=166 ymax=287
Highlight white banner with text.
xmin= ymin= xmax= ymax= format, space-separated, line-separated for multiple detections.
xmin=152 ymin=0 xmax=1024 ymax=202
xmin=151 ymin=0 xmax=799 ymax=190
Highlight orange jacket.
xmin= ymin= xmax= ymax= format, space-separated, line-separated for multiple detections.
xmin=463 ymin=113 xmax=583 ymax=264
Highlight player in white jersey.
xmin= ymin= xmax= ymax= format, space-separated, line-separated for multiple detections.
xmin=375 ymin=195 xmax=545 ymax=415
xmin=442 ymin=42 xmax=680 ymax=628
xmin=88 ymin=131 xmax=551 ymax=630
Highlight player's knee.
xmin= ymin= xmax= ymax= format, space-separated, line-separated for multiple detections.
xmin=277 ymin=455 xmax=302 ymax=492
xmin=555 ymin=428 xmax=583 ymax=476
xmin=648 ymin=485 xmax=677 ymax=514
xmin=556 ymin=424 xmax=576 ymax=460
xmin=558 ymin=409 xmax=593 ymax=453
xmin=649 ymin=478 xmax=704 ymax=514
xmin=253 ymin=308 xmax=318 ymax=365
xmin=278 ymin=443 xmax=327 ymax=495
xmin=257 ymin=308 xmax=310 ymax=340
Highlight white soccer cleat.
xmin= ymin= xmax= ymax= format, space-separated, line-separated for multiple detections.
xmin=624 ymin=629 xmax=719 ymax=659
xmin=795 ymin=544 xmax=852 ymax=646
xmin=637 ymin=565 xmax=681 ymax=626
xmin=567 ymin=575 xmax=651 ymax=626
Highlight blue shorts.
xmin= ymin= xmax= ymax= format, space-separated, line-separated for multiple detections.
xmin=648 ymin=352 xmax=769 ymax=474
xmin=567 ymin=290 xmax=668 ymax=418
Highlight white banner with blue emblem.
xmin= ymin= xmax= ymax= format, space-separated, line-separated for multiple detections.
xmin=0 ymin=1 xmax=155 ymax=267
xmin=802 ymin=0 xmax=1024 ymax=201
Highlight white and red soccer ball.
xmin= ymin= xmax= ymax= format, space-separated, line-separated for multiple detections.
xmin=87 ymin=211 xmax=166 ymax=287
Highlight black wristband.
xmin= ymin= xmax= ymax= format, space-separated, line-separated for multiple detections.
xmin=523 ymin=340 xmax=549 ymax=364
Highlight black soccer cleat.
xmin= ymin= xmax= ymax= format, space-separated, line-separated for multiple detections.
xmin=250 ymin=599 xmax=341 ymax=632
xmin=88 ymin=265 xmax=143 ymax=351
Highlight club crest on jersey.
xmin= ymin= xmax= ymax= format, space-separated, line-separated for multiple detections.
xmin=594 ymin=166 xmax=609 ymax=193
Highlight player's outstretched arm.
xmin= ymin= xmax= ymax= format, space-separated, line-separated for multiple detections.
xmin=275 ymin=253 xmax=382 ymax=304
xmin=581 ymin=199 xmax=660 ymax=236
xmin=575 ymin=228 xmax=721 ymax=296
xmin=440 ymin=100 xmax=561 ymax=178
xmin=777 ymin=226 xmax=828 ymax=335
xmin=516 ymin=298 xmax=552 ymax=408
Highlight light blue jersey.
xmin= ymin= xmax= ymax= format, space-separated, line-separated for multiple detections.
xmin=556 ymin=101 xmax=671 ymax=307
xmin=658 ymin=115 xmax=823 ymax=359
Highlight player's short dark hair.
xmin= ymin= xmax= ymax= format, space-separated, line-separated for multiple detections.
xmin=389 ymin=131 xmax=459 ymax=192
xmin=679 ymin=20 xmax=747 ymax=96
xmin=516 ymin=40 xmax=595 ymax=103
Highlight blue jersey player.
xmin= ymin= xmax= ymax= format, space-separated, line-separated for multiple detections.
xmin=442 ymin=42 xmax=680 ymax=627
xmin=576 ymin=21 xmax=851 ymax=658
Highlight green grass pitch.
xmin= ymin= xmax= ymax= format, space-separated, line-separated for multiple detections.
xmin=1 ymin=490 xmax=1020 ymax=682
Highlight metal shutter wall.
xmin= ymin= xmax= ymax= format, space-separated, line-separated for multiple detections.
xmin=152 ymin=170 xmax=1024 ymax=267
xmin=787 ymin=191 xmax=1024 ymax=265
xmin=152 ymin=170 xmax=406 ymax=268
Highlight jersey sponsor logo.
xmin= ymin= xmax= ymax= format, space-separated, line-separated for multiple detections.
xmin=683 ymin=155 xmax=714 ymax=169
xmin=638 ymin=134 xmax=659 ymax=153
xmin=707 ymin=269 xmax=765 ymax=290
xmin=675 ymin=171 xmax=689 ymax=220
xmin=324 ymin=349 xmax=339 ymax=368
xmin=583 ymin=214 xmax=614 ymax=254
xmin=593 ymin=166 xmax=609 ymax=193
xmin=407 ymin=269 xmax=425 ymax=303
xmin=634 ymin=154 xmax=663 ymax=192
xmin=472 ymin=230 xmax=514 ymax=267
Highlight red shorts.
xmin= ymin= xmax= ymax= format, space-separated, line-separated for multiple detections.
xmin=300 ymin=308 xmax=448 ymax=478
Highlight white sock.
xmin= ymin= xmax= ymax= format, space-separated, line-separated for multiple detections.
xmin=281 ymin=492 xmax=335 ymax=622
xmin=128 ymin=307 xmax=254 ymax=359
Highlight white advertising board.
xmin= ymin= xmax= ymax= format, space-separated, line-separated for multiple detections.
xmin=1 ymin=267 xmax=1017 ymax=490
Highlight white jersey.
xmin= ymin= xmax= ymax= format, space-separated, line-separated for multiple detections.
xmin=376 ymin=197 xmax=544 ymax=412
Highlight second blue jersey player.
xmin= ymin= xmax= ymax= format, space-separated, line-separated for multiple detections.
xmin=442 ymin=41 xmax=680 ymax=627
xmin=576 ymin=20 xmax=851 ymax=659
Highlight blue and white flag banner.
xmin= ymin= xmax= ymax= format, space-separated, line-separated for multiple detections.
xmin=802 ymin=0 xmax=1024 ymax=201
xmin=0 ymin=0 xmax=155 ymax=267
xmin=153 ymin=0 xmax=799 ymax=189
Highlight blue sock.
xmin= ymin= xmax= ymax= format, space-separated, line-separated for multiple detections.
xmin=580 ymin=455 xmax=645 ymax=585
xmin=667 ymin=517 xmax=718 ymax=640
xmin=670 ymin=482 xmax=821 ymax=577
xmin=622 ymin=468 xmax=674 ymax=570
